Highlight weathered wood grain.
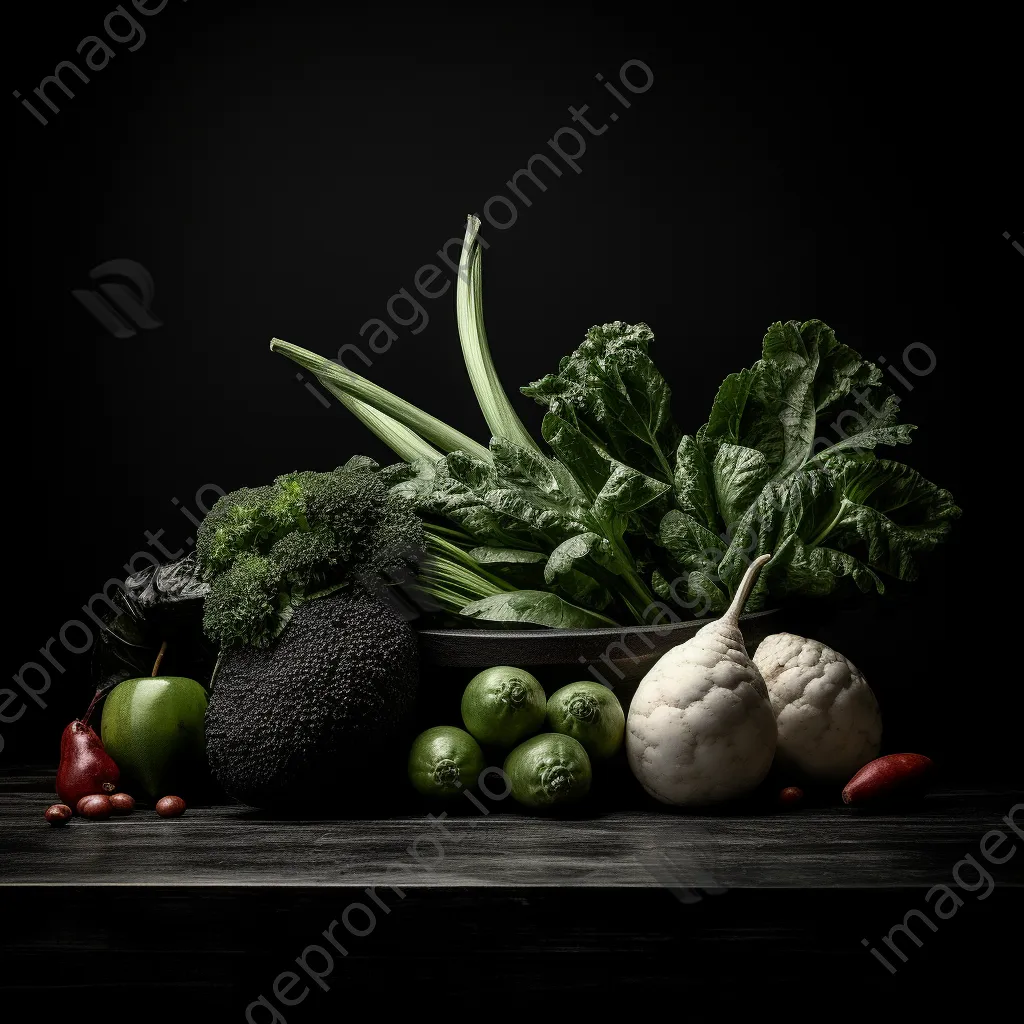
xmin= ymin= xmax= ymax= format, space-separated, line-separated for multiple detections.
xmin=3 ymin=770 xmax=1021 ymax=889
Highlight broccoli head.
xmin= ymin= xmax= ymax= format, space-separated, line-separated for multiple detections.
xmin=195 ymin=484 xmax=280 ymax=576
xmin=196 ymin=457 xmax=424 ymax=648
xmin=202 ymin=553 xmax=286 ymax=649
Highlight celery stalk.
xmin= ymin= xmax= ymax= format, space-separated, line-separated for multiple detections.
xmin=317 ymin=381 xmax=442 ymax=464
xmin=425 ymin=531 xmax=516 ymax=591
xmin=270 ymin=337 xmax=491 ymax=463
xmin=457 ymin=216 xmax=540 ymax=452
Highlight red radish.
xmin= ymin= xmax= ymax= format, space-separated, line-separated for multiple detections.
xmin=76 ymin=794 xmax=113 ymax=819
xmin=842 ymin=753 xmax=933 ymax=805
xmin=56 ymin=719 xmax=120 ymax=808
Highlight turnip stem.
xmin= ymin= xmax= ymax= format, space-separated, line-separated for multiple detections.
xmin=426 ymin=532 xmax=517 ymax=591
xmin=424 ymin=523 xmax=476 ymax=545
xmin=722 ymin=553 xmax=771 ymax=626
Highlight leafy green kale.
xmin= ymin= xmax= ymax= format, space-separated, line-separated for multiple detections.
xmin=657 ymin=320 xmax=960 ymax=613
xmin=271 ymin=216 xmax=959 ymax=627
xmin=197 ymin=457 xmax=424 ymax=648
xmin=386 ymin=433 xmax=669 ymax=627
xmin=522 ymin=321 xmax=680 ymax=484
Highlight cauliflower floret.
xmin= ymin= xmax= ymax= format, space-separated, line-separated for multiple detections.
xmin=753 ymin=633 xmax=881 ymax=782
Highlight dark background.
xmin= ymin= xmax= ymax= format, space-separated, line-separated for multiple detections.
xmin=3 ymin=2 xmax=1016 ymax=777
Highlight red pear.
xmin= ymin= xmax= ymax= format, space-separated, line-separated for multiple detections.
xmin=56 ymin=720 xmax=120 ymax=808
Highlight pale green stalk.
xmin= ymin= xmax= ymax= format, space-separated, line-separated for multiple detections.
xmin=413 ymin=531 xmax=520 ymax=613
xmin=425 ymin=531 xmax=516 ymax=592
xmin=270 ymin=337 xmax=491 ymax=463
xmin=423 ymin=522 xmax=477 ymax=544
xmin=317 ymin=380 xmax=441 ymax=464
xmin=456 ymin=215 xmax=540 ymax=452
xmin=415 ymin=555 xmax=507 ymax=611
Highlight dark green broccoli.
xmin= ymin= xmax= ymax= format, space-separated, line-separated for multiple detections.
xmin=202 ymin=553 xmax=287 ymax=649
xmin=196 ymin=457 xmax=424 ymax=648
xmin=205 ymin=588 xmax=419 ymax=806
xmin=269 ymin=528 xmax=342 ymax=582
xmin=195 ymin=484 xmax=281 ymax=576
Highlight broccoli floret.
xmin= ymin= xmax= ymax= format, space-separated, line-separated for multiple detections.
xmin=195 ymin=485 xmax=280 ymax=576
xmin=265 ymin=475 xmax=310 ymax=534
xmin=202 ymin=553 xmax=286 ymax=649
xmin=270 ymin=528 xmax=342 ymax=585
xmin=196 ymin=460 xmax=424 ymax=648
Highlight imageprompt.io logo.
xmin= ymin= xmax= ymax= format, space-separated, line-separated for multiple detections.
xmin=72 ymin=259 xmax=163 ymax=338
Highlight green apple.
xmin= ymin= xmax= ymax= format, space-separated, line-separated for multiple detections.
xmin=101 ymin=676 xmax=208 ymax=799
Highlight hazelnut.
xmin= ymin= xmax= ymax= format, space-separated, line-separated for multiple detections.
xmin=44 ymin=803 xmax=73 ymax=825
xmin=77 ymin=794 xmax=113 ymax=819
xmin=155 ymin=795 xmax=186 ymax=818
xmin=109 ymin=793 xmax=136 ymax=814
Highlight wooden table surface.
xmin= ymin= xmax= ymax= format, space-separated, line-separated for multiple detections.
xmin=4 ymin=769 xmax=1022 ymax=889
xmin=4 ymin=769 xmax=1022 ymax=1008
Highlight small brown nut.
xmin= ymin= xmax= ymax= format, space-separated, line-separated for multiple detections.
xmin=77 ymin=794 xmax=113 ymax=819
xmin=779 ymin=786 xmax=804 ymax=807
xmin=45 ymin=803 xmax=73 ymax=825
xmin=109 ymin=793 xmax=136 ymax=814
xmin=155 ymin=795 xmax=186 ymax=818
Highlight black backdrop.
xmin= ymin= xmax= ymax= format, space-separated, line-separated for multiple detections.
xmin=3 ymin=3 xmax=1015 ymax=775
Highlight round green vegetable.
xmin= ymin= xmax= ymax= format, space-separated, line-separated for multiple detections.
xmin=504 ymin=733 xmax=591 ymax=809
xmin=407 ymin=726 xmax=486 ymax=798
xmin=461 ymin=666 xmax=546 ymax=748
xmin=546 ymin=681 xmax=625 ymax=760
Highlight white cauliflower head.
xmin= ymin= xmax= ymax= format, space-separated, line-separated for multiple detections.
xmin=753 ymin=633 xmax=881 ymax=783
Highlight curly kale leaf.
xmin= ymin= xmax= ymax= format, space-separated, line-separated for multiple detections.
xmin=656 ymin=320 xmax=959 ymax=614
xmin=701 ymin=319 xmax=915 ymax=476
xmin=522 ymin=321 xmax=680 ymax=483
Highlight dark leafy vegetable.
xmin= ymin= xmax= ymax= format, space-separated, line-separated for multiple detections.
xmin=522 ymin=321 xmax=680 ymax=484
xmin=91 ymin=554 xmax=216 ymax=701
xmin=658 ymin=320 xmax=961 ymax=610
xmin=269 ymin=214 xmax=959 ymax=626
xmin=123 ymin=555 xmax=210 ymax=618
xmin=390 ymin=436 xmax=666 ymax=625
xmin=459 ymin=590 xmax=617 ymax=628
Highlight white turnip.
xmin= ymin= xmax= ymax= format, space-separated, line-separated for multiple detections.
xmin=626 ymin=555 xmax=777 ymax=806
